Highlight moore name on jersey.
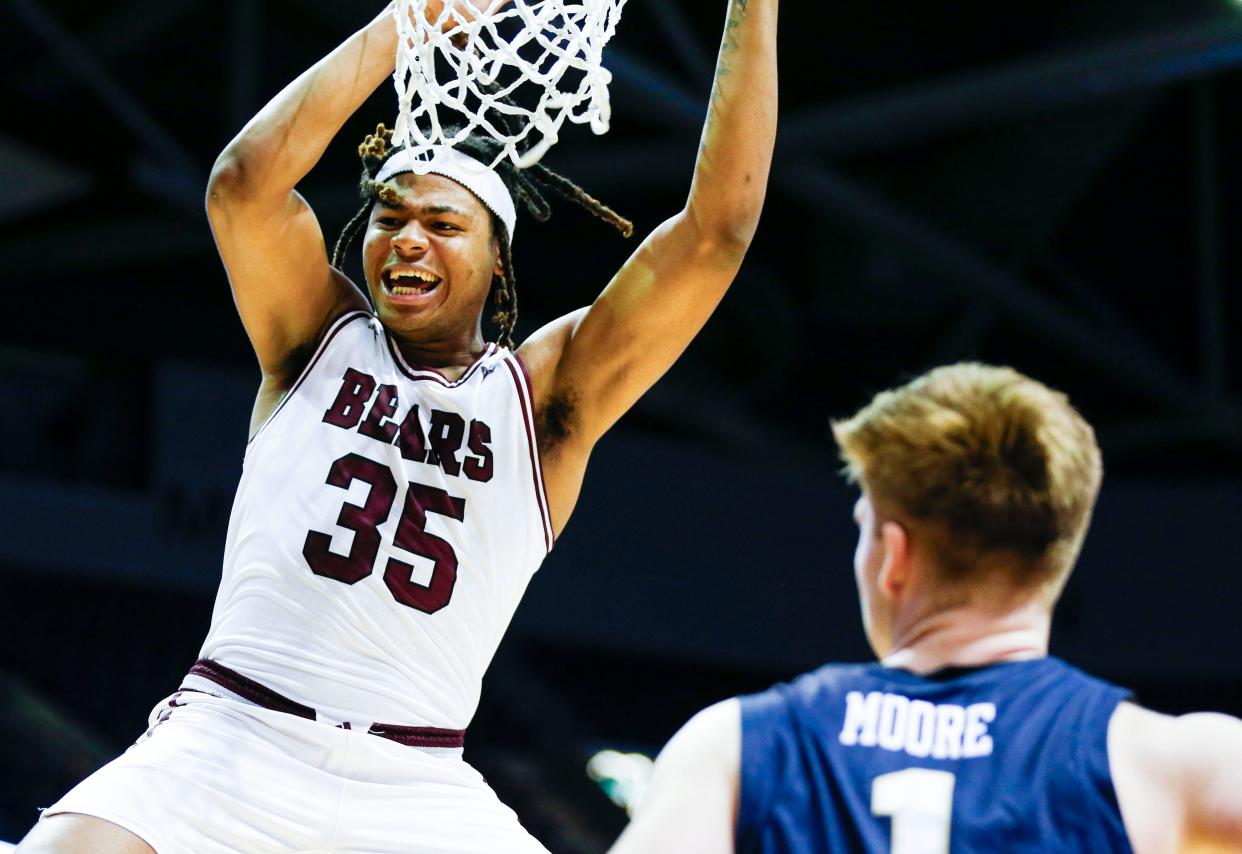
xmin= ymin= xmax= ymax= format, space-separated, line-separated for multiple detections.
xmin=838 ymin=691 xmax=996 ymax=760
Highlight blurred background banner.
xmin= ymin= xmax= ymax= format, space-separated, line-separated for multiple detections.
xmin=1 ymin=0 xmax=1240 ymax=849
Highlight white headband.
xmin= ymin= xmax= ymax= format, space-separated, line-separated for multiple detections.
xmin=376 ymin=146 xmax=517 ymax=242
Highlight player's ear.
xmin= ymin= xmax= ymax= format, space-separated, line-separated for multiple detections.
xmin=491 ymin=229 xmax=505 ymax=279
xmin=876 ymin=520 xmax=910 ymax=599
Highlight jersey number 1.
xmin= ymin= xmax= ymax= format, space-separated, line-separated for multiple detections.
xmin=872 ymin=768 xmax=956 ymax=854
xmin=302 ymin=452 xmax=466 ymax=614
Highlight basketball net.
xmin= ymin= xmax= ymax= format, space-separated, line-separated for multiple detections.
xmin=391 ymin=0 xmax=628 ymax=170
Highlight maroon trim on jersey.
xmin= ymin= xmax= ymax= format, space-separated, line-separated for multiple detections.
xmin=387 ymin=337 xmax=497 ymax=387
xmin=186 ymin=659 xmax=315 ymax=719
xmin=367 ymin=723 xmax=468 ymax=748
xmin=248 ymin=310 xmax=375 ymax=446
xmin=504 ymin=355 xmax=554 ymax=553
xmin=182 ymin=659 xmax=467 ymax=749
xmin=514 ymin=353 xmax=555 ymax=550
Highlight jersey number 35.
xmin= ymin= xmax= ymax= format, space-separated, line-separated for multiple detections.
xmin=302 ymin=452 xmax=466 ymax=614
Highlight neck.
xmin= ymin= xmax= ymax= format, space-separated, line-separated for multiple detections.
xmin=389 ymin=327 xmax=488 ymax=378
xmin=880 ymin=597 xmax=1051 ymax=675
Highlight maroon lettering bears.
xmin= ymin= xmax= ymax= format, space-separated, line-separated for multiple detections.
xmin=322 ymin=368 xmax=494 ymax=483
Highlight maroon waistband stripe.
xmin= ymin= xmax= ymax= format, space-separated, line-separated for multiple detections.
xmin=182 ymin=659 xmax=466 ymax=749
xmin=367 ymin=723 xmax=470 ymax=748
xmin=188 ymin=659 xmax=316 ymax=719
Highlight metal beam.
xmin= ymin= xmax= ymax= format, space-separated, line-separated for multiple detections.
xmin=595 ymin=51 xmax=1226 ymax=413
xmin=645 ymin=0 xmax=714 ymax=86
xmin=777 ymin=164 xmax=1210 ymax=411
xmin=778 ymin=18 xmax=1242 ymax=157
xmin=131 ymin=158 xmax=207 ymax=215
xmin=1031 ymin=253 xmax=1169 ymax=368
xmin=0 ymin=134 xmax=93 ymax=226
xmin=8 ymin=0 xmax=203 ymax=98
xmin=544 ymin=139 xmax=693 ymax=192
xmin=4 ymin=0 xmax=202 ymax=205
xmin=604 ymin=48 xmax=706 ymax=132
xmin=0 ymin=219 xmax=206 ymax=275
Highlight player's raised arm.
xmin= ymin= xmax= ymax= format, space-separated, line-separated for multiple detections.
xmin=205 ymin=6 xmax=398 ymax=385
xmin=207 ymin=2 xmax=497 ymax=390
xmin=519 ymin=0 xmax=779 ymax=449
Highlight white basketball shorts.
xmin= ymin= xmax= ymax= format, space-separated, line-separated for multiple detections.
xmin=40 ymin=691 xmax=549 ymax=854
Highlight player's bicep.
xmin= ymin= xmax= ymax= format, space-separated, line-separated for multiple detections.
xmin=1176 ymin=713 xmax=1242 ymax=847
xmin=609 ymin=699 xmax=741 ymax=854
xmin=207 ymin=182 xmax=366 ymax=382
xmin=1111 ymin=704 xmax=1185 ymax=853
xmin=555 ymin=210 xmax=747 ymax=442
xmin=1111 ymin=704 xmax=1242 ymax=852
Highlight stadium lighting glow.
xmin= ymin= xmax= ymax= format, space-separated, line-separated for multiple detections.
xmin=586 ymin=749 xmax=655 ymax=816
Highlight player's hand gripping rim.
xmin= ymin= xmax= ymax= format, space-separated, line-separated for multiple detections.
xmin=405 ymin=0 xmax=511 ymax=48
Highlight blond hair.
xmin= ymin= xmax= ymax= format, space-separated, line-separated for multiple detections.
xmin=832 ymin=363 xmax=1103 ymax=585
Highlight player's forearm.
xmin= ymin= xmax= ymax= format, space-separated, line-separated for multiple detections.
xmin=686 ymin=0 xmax=778 ymax=251
xmin=210 ymin=6 xmax=397 ymax=199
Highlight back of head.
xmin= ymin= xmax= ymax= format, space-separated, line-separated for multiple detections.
xmin=832 ymin=363 xmax=1103 ymax=590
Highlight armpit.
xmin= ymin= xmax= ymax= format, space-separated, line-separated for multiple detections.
xmin=277 ymin=339 xmax=317 ymax=387
xmin=537 ymin=390 xmax=579 ymax=452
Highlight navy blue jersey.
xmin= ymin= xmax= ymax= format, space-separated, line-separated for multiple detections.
xmin=737 ymin=657 xmax=1133 ymax=854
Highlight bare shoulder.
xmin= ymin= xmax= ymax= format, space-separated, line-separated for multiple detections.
xmin=1109 ymin=701 xmax=1173 ymax=746
xmin=1110 ymin=702 xmax=1242 ymax=853
xmin=515 ymin=309 xmax=586 ymax=404
xmin=645 ymin=698 xmax=741 ymax=806
xmin=609 ymin=700 xmax=741 ymax=854
xmin=1168 ymin=710 xmax=1242 ymax=744
xmin=667 ymin=698 xmax=742 ymax=767
xmin=638 ymin=699 xmax=742 ymax=790
xmin=1111 ymin=701 xmax=1242 ymax=768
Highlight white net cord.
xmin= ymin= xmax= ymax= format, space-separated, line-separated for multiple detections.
xmin=391 ymin=0 xmax=628 ymax=170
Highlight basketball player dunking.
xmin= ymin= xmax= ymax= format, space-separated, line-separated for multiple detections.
xmin=611 ymin=364 xmax=1242 ymax=854
xmin=17 ymin=0 xmax=778 ymax=851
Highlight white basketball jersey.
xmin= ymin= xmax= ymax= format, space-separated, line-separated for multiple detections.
xmin=200 ymin=311 xmax=553 ymax=729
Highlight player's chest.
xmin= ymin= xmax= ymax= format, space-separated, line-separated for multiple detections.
xmin=299 ymin=361 xmax=515 ymax=488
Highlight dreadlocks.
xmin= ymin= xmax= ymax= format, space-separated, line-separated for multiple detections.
xmin=332 ymin=122 xmax=632 ymax=350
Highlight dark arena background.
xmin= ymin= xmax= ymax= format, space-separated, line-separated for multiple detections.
xmin=2 ymin=0 xmax=1242 ymax=849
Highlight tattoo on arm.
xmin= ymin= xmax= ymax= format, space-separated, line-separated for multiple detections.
xmin=699 ymin=0 xmax=750 ymax=155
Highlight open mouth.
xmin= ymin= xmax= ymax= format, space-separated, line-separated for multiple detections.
xmin=383 ymin=268 xmax=442 ymax=297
